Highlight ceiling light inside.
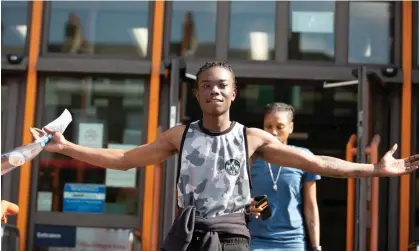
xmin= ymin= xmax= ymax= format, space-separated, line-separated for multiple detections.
xmin=250 ymin=31 xmax=269 ymax=61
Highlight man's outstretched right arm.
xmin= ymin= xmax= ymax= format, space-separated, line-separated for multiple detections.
xmin=38 ymin=126 xmax=184 ymax=170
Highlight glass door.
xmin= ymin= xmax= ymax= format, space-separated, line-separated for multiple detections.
xmin=353 ymin=67 xmax=402 ymax=251
xmin=27 ymin=76 xmax=148 ymax=251
xmin=1 ymin=77 xmax=26 ymax=225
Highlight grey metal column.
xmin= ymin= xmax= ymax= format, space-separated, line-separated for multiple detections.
xmin=160 ymin=58 xmax=183 ymax=243
xmin=387 ymin=88 xmax=401 ymax=251
xmin=355 ymin=66 xmax=370 ymax=251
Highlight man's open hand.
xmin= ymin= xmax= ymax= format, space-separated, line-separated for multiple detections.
xmin=376 ymin=144 xmax=419 ymax=176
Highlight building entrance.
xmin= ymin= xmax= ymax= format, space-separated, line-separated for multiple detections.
xmin=159 ymin=59 xmax=404 ymax=251
xmin=182 ymin=77 xmax=357 ymax=251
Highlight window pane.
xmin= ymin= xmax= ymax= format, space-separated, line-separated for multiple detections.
xmin=33 ymin=225 xmax=139 ymax=250
xmin=348 ymin=2 xmax=394 ymax=64
xmin=169 ymin=1 xmax=216 ymax=58
xmin=47 ymin=2 xmax=149 ymax=57
xmin=229 ymin=1 xmax=275 ymax=61
xmin=289 ymin=1 xmax=335 ymax=61
xmin=1 ymin=1 xmax=28 ymax=54
xmin=37 ymin=77 xmax=146 ymax=215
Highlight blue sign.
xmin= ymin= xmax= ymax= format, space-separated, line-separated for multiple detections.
xmin=34 ymin=225 xmax=76 ymax=248
xmin=63 ymin=183 xmax=106 ymax=213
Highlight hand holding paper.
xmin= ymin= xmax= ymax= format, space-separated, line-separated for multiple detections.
xmin=1 ymin=109 xmax=72 ymax=176
xmin=43 ymin=108 xmax=72 ymax=134
xmin=30 ymin=127 xmax=68 ymax=153
xmin=30 ymin=109 xmax=73 ymax=152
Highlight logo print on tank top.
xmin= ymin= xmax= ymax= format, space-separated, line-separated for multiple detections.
xmin=224 ymin=159 xmax=240 ymax=176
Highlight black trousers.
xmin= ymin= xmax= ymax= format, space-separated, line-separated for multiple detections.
xmin=186 ymin=233 xmax=250 ymax=251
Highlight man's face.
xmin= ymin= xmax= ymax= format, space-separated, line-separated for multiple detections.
xmin=195 ymin=66 xmax=236 ymax=116
xmin=263 ymin=111 xmax=294 ymax=144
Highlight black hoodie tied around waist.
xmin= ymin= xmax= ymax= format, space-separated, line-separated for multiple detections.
xmin=160 ymin=206 xmax=250 ymax=251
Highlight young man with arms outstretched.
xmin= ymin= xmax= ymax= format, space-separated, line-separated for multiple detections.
xmin=31 ymin=62 xmax=419 ymax=251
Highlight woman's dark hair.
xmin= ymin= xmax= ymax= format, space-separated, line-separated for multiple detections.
xmin=264 ymin=102 xmax=295 ymax=121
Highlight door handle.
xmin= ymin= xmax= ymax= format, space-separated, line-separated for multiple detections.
xmin=364 ymin=134 xmax=381 ymax=251
xmin=346 ymin=134 xmax=357 ymax=251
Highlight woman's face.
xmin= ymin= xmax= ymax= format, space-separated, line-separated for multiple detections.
xmin=263 ymin=110 xmax=293 ymax=144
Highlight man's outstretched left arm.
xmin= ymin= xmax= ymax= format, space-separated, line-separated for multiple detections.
xmin=248 ymin=128 xmax=419 ymax=178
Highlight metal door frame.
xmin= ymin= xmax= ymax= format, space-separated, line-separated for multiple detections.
xmin=159 ymin=58 xmax=182 ymax=243
xmin=387 ymin=87 xmax=401 ymax=251
xmin=353 ymin=67 xmax=403 ymax=251
xmin=327 ymin=67 xmax=401 ymax=251
xmin=353 ymin=67 xmax=370 ymax=251
xmin=159 ymin=58 xmax=194 ymax=244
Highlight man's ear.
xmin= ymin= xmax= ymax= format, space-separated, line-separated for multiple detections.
xmin=232 ymin=87 xmax=237 ymax=102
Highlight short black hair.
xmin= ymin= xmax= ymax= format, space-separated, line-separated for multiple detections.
xmin=264 ymin=102 xmax=294 ymax=121
xmin=195 ymin=61 xmax=236 ymax=87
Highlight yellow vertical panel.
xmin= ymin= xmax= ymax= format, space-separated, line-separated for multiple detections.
xmin=17 ymin=1 xmax=44 ymax=251
xmin=141 ymin=1 xmax=165 ymax=251
xmin=400 ymin=1 xmax=412 ymax=251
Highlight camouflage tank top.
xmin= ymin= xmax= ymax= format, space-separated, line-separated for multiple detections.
xmin=177 ymin=120 xmax=251 ymax=217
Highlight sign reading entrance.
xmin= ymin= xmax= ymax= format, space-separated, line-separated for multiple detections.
xmin=34 ymin=225 xmax=77 ymax=247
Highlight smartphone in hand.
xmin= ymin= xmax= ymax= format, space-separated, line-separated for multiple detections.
xmin=253 ymin=195 xmax=272 ymax=221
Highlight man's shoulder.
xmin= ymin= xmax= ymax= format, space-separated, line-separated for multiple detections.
xmin=165 ymin=124 xmax=188 ymax=135
xmin=244 ymin=128 xmax=277 ymax=160
xmin=160 ymin=124 xmax=188 ymax=150
xmin=245 ymin=127 xmax=265 ymax=136
xmin=245 ymin=127 xmax=278 ymax=145
xmin=244 ymin=127 xmax=269 ymax=146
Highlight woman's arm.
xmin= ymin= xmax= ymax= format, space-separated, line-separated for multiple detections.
xmin=303 ymin=181 xmax=320 ymax=248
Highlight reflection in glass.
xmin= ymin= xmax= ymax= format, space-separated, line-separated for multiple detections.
xmin=1 ymin=1 xmax=28 ymax=54
xmin=288 ymin=1 xmax=335 ymax=61
xmin=48 ymin=1 xmax=149 ymax=57
xmin=170 ymin=1 xmax=216 ymax=58
xmin=238 ymin=85 xmax=275 ymax=114
xmin=229 ymin=1 xmax=275 ymax=61
xmin=348 ymin=2 xmax=394 ymax=64
xmin=36 ymin=77 xmax=146 ymax=215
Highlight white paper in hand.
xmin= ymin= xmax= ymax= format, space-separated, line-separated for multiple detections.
xmin=44 ymin=109 xmax=72 ymax=134
xmin=1 ymin=109 xmax=73 ymax=176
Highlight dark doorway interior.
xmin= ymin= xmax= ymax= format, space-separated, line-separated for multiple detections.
xmin=184 ymin=78 xmax=358 ymax=251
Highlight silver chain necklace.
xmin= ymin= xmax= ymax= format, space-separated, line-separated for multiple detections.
xmin=265 ymin=162 xmax=281 ymax=191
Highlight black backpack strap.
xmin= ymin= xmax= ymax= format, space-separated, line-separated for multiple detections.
xmin=243 ymin=126 xmax=252 ymax=189
xmin=176 ymin=123 xmax=191 ymax=185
